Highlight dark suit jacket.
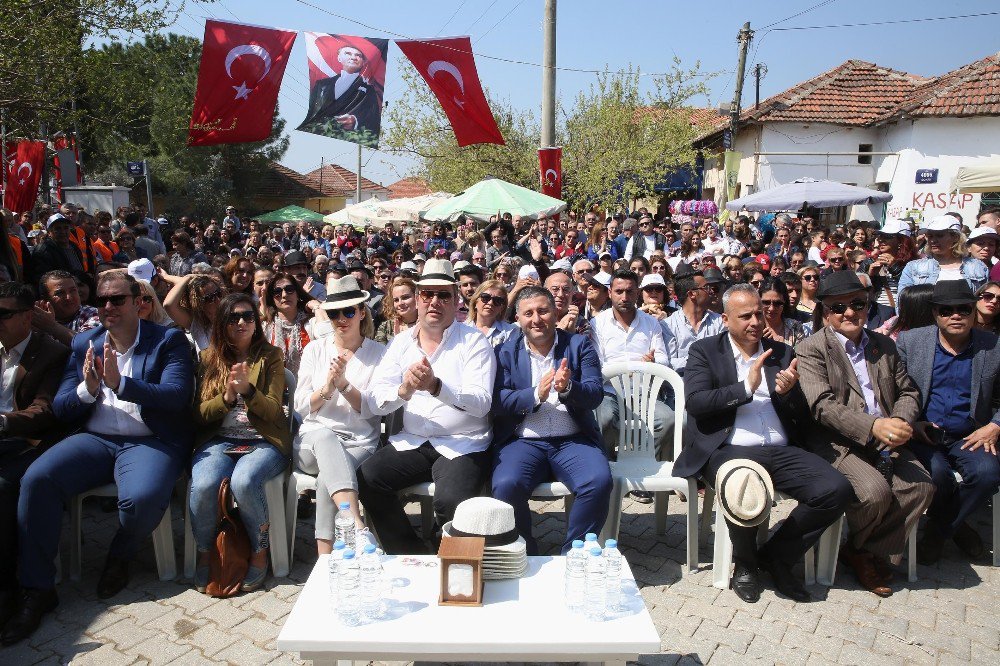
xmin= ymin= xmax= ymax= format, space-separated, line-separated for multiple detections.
xmin=796 ymin=326 xmax=919 ymax=465
xmin=4 ymin=332 xmax=70 ymax=444
xmin=301 ymin=73 xmax=383 ymax=135
xmin=896 ymin=324 xmax=1000 ymax=427
xmin=866 ymin=301 xmax=895 ymax=331
xmin=673 ymin=332 xmax=809 ymax=479
xmin=53 ymin=322 xmax=195 ymax=452
xmin=492 ymin=329 xmax=603 ymax=448
xmin=29 ymin=238 xmax=87 ymax=288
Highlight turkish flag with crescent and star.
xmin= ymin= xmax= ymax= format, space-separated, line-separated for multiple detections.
xmin=188 ymin=19 xmax=297 ymax=146
xmin=395 ymin=37 xmax=505 ymax=147
xmin=539 ymin=147 xmax=562 ymax=198
xmin=3 ymin=140 xmax=45 ymax=214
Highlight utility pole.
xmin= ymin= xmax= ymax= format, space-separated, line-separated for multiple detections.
xmin=754 ymin=62 xmax=767 ymax=109
xmin=729 ymin=22 xmax=754 ymax=141
xmin=356 ymin=144 xmax=362 ymax=204
xmin=143 ymin=160 xmax=154 ymax=218
xmin=540 ymin=0 xmax=557 ymax=148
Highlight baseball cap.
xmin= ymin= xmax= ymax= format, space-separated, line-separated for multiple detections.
xmin=127 ymin=258 xmax=156 ymax=282
xmin=46 ymin=213 xmax=70 ymax=229
xmin=585 ymin=271 xmax=613 ymax=290
xmin=879 ymin=219 xmax=909 ymax=236
xmin=919 ymin=215 xmax=962 ymax=233
xmin=755 ymin=253 xmax=771 ymax=270
xmin=284 ymin=250 xmax=308 ymax=266
xmin=968 ymin=227 xmax=997 ymax=243
xmin=640 ymin=273 xmax=666 ymax=290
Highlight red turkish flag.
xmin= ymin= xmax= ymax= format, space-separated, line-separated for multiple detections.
xmin=395 ymin=37 xmax=504 ymax=147
xmin=3 ymin=141 xmax=45 ymax=214
xmin=188 ymin=20 xmax=297 ymax=146
xmin=539 ymin=147 xmax=562 ymax=198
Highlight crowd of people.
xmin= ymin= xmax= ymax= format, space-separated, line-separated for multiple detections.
xmin=0 ymin=199 xmax=998 ymax=645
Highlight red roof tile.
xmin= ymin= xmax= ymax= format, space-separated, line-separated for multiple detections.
xmin=257 ymin=162 xmax=324 ymax=199
xmin=387 ymin=177 xmax=433 ymax=199
xmin=902 ymin=52 xmax=1000 ymax=118
xmin=304 ymin=164 xmax=389 ymax=197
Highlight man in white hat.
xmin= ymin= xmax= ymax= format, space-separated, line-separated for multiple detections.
xmin=359 ymin=259 xmax=497 ymax=553
xmin=674 ymin=283 xmax=853 ymax=603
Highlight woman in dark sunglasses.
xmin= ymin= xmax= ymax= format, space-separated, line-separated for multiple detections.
xmin=261 ymin=272 xmax=314 ymax=374
xmin=162 ymin=272 xmax=226 ymax=353
xmin=136 ymin=278 xmax=172 ymax=326
xmin=293 ymin=276 xmax=383 ymax=557
xmin=757 ymin=277 xmax=807 ymax=346
xmin=974 ymin=281 xmax=1000 ymax=333
xmin=796 ymin=266 xmax=821 ymax=317
xmin=189 ymin=293 xmax=290 ymax=594
xmin=469 ymin=279 xmax=513 ymax=347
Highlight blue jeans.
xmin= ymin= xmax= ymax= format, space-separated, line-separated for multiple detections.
xmin=18 ymin=433 xmax=184 ymax=590
xmin=188 ymin=439 xmax=287 ymax=553
xmin=911 ymin=437 xmax=1000 ymax=538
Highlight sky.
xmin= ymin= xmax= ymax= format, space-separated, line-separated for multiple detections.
xmin=167 ymin=0 xmax=1000 ymax=186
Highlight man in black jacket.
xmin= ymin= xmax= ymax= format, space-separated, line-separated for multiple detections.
xmin=29 ymin=215 xmax=87 ymax=289
xmin=674 ymin=283 xmax=852 ymax=603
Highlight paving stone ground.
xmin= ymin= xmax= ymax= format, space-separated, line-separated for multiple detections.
xmin=1 ymin=491 xmax=997 ymax=665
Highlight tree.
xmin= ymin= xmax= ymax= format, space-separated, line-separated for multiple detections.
xmin=563 ymin=62 xmax=712 ymax=213
xmin=382 ymin=63 xmax=539 ymax=193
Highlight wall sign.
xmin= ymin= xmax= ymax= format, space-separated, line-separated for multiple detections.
xmin=915 ymin=168 xmax=938 ymax=184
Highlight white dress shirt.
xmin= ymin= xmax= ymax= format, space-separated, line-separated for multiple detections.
xmin=590 ymin=308 xmax=667 ymax=393
xmin=366 ymin=321 xmax=496 ymax=459
xmin=0 ymin=333 xmax=31 ymax=414
xmin=76 ymin=324 xmax=153 ymax=438
xmin=334 ymin=71 xmax=360 ymax=99
xmin=663 ymin=308 xmax=725 ymax=373
xmin=295 ymin=336 xmax=385 ymax=450
xmin=728 ymin=335 xmax=788 ymax=447
xmin=519 ymin=340 xmax=579 ymax=440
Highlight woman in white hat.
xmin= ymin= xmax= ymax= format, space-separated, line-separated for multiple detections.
xmin=293 ymin=276 xmax=384 ymax=554
xmin=866 ymin=219 xmax=917 ymax=307
xmin=897 ymin=215 xmax=988 ymax=294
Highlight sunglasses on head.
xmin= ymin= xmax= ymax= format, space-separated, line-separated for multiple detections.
xmin=97 ymin=294 xmax=131 ymax=308
xmin=936 ymin=304 xmax=974 ymax=318
xmin=979 ymin=292 xmax=1000 ymax=303
xmin=419 ymin=289 xmax=454 ymax=303
xmin=827 ymin=298 xmax=868 ymax=315
xmin=327 ymin=306 xmax=358 ymax=320
xmin=271 ymin=284 xmax=297 ymax=297
xmin=478 ymin=293 xmax=506 ymax=306
xmin=227 ymin=310 xmax=255 ymax=325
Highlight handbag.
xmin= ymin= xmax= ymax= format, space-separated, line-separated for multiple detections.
xmin=205 ymin=477 xmax=251 ymax=598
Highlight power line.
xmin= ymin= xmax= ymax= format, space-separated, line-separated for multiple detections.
xmin=436 ymin=0 xmax=469 ymax=37
xmin=463 ymin=0 xmax=500 ymax=34
xmin=475 ymin=0 xmax=527 ymax=45
xmin=771 ymin=11 xmax=1000 ymax=32
xmin=760 ymin=0 xmax=839 ymax=30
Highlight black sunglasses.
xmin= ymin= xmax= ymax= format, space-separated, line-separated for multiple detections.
xmin=419 ymin=289 xmax=454 ymax=302
xmin=935 ymin=304 xmax=974 ymax=318
xmin=802 ymin=274 xmax=819 ymax=282
xmin=227 ymin=310 xmax=256 ymax=325
xmin=271 ymin=285 xmax=297 ymax=297
xmin=327 ymin=306 xmax=358 ymax=320
xmin=0 ymin=307 xmax=30 ymax=320
xmin=478 ymin=293 xmax=506 ymax=306
xmin=97 ymin=294 xmax=131 ymax=308
xmin=201 ymin=290 xmax=221 ymax=303
xmin=979 ymin=292 xmax=999 ymax=303
xmin=827 ymin=298 xmax=868 ymax=315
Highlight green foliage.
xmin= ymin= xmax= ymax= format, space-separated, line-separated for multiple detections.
xmin=383 ymin=63 xmax=539 ymax=194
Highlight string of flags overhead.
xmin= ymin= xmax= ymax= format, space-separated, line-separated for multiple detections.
xmin=187 ymin=19 xmax=506 ymax=150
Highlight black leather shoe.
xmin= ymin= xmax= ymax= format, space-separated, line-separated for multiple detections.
xmin=760 ymin=557 xmax=811 ymax=602
xmin=953 ymin=522 xmax=985 ymax=559
xmin=96 ymin=557 xmax=130 ymax=599
xmin=730 ymin=562 xmax=762 ymax=603
xmin=916 ymin=530 xmax=944 ymax=565
xmin=629 ymin=491 xmax=654 ymax=504
xmin=1 ymin=588 xmax=58 ymax=646
xmin=0 ymin=589 xmax=18 ymax=629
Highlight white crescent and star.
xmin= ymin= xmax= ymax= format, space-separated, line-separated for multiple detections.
xmin=224 ymin=44 xmax=274 ymax=101
xmin=427 ymin=60 xmax=466 ymax=108
xmin=544 ymin=168 xmax=559 ymax=184
xmin=16 ymin=162 xmax=31 ymax=186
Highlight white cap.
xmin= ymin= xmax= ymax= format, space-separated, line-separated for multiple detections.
xmin=968 ymin=226 xmax=998 ymax=242
xmin=550 ymin=258 xmax=572 ymax=272
xmin=399 ymin=261 xmax=418 ymax=272
xmin=127 ymin=258 xmax=156 ymax=282
xmin=879 ymin=219 xmax=910 ymax=236
xmin=585 ymin=270 xmax=613 ymax=289
xmin=919 ymin=215 xmax=962 ymax=233
xmin=640 ymin=273 xmax=666 ymax=290
xmin=518 ymin=265 xmax=540 ymax=281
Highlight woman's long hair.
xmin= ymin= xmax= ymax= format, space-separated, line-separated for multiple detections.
xmin=261 ymin=271 xmax=312 ymax=323
xmin=889 ymin=284 xmax=935 ymax=336
xmin=199 ymin=293 xmax=265 ymax=402
xmin=381 ymin=276 xmax=416 ymax=324
xmin=183 ymin=275 xmax=225 ymax=328
xmin=758 ymin=276 xmax=792 ymax=319
xmin=222 ymin=256 xmax=254 ymax=294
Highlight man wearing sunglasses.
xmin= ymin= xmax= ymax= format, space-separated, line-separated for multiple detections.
xmin=6 ymin=273 xmax=195 ymax=643
xmin=896 ymin=280 xmax=1000 ymax=565
xmin=623 ymin=215 xmax=667 ymax=262
xmin=359 ymin=259 xmax=496 ymax=554
xmin=797 ymin=271 xmax=933 ymax=598
xmin=663 ymin=265 xmax=724 ymax=375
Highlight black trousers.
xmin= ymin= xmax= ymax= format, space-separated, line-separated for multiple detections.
xmin=357 ymin=442 xmax=489 ymax=554
xmin=0 ymin=439 xmax=39 ymax=591
xmin=705 ymin=444 xmax=854 ymax=568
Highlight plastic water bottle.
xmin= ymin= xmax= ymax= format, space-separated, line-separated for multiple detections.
xmin=335 ymin=502 xmax=355 ymax=549
xmin=584 ymin=532 xmax=599 ymax=549
xmin=564 ymin=540 xmax=587 ymax=614
xmin=337 ymin=550 xmax=360 ymax=626
xmin=603 ymin=539 xmax=623 ymax=613
xmin=585 ymin=547 xmax=607 ymax=621
xmin=327 ymin=540 xmax=346 ymax=603
xmin=359 ymin=544 xmax=384 ymax=621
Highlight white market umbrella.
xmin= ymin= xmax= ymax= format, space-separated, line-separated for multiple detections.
xmin=725 ymin=177 xmax=892 ymax=211
xmin=377 ymin=192 xmax=453 ymax=223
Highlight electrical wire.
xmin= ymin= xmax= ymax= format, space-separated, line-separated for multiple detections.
xmin=463 ymin=0 xmax=500 ymax=34
xmin=475 ymin=0 xmax=527 ymax=45
xmin=771 ymin=11 xmax=1000 ymax=32
xmin=760 ymin=0 xmax=840 ymax=30
xmin=436 ymin=0 xmax=469 ymax=37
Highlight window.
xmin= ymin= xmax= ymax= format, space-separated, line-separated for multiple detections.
xmin=858 ymin=144 xmax=873 ymax=165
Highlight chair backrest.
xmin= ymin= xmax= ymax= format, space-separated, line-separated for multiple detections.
xmin=283 ymin=368 xmax=297 ymax=435
xmin=602 ymin=361 xmax=685 ymax=462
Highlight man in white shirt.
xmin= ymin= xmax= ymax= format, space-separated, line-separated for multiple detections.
xmin=673 ymin=284 xmax=852 ymax=604
xmin=491 ymin=286 xmax=610 ymax=554
xmin=623 ymin=216 xmax=667 ymax=260
xmin=359 ymin=259 xmax=496 ymax=554
xmin=663 ymin=265 xmax=725 ymax=374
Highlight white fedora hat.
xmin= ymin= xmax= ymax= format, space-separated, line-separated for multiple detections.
xmin=416 ymin=258 xmax=457 ymax=287
xmin=715 ymin=459 xmax=774 ymax=528
xmin=442 ymin=497 xmax=527 ymax=554
xmin=319 ymin=275 xmax=369 ymax=311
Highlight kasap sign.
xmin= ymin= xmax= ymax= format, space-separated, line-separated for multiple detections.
xmin=887 ymin=165 xmax=980 ymax=220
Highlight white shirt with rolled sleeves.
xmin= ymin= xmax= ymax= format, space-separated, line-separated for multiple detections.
xmin=663 ymin=309 xmax=725 ymax=374
xmin=589 ymin=308 xmax=668 ymax=393
xmin=75 ymin=324 xmax=153 ymax=438
xmin=366 ymin=321 xmax=496 ymax=459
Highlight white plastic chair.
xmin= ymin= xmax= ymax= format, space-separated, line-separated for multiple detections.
xmin=602 ymin=361 xmax=699 ymax=572
xmin=182 ymin=369 xmax=295 ymax=579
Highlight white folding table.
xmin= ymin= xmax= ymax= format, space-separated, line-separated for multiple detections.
xmin=277 ymin=554 xmax=662 ymax=665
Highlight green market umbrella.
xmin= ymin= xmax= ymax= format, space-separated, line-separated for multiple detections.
xmin=255 ymin=205 xmax=327 ymax=225
xmin=422 ymin=178 xmax=566 ymax=223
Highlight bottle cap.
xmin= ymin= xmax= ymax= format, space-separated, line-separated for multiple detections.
xmin=333 ymin=540 xmax=346 ymax=549
xmin=585 ymin=532 xmax=598 ymax=541
xmin=339 ymin=501 xmax=351 ymax=509
xmin=589 ymin=547 xmax=602 ymax=556
xmin=342 ymin=550 xmax=355 ymax=559
xmin=572 ymin=539 xmax=584 ymax=549
xmin=363 ymin=544 xmax=377 ymax=554
xmin=605 ymin=539 xmax=618 ymax=549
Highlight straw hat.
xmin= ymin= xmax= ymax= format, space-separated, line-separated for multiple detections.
xmin=416 ymin=259 xmax=457 ymax=287
xmin=319 ymin=275 xmax=369 ymax=310
xmin=715 ymin=459 xmax=774 ymax=527
xmin=442 ymin=497 xmax=526 ymax=554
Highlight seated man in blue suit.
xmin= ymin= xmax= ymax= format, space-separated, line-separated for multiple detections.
xmin=491 ymin=285 xmax=611 ymax=555
xmin=3 ymin=271 xmax=194 ymax=646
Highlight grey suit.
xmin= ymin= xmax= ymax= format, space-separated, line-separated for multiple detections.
xmin=797 ymin=326 xmax=934 ymax=559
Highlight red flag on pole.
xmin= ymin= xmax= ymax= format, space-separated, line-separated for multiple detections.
xmin=395 ymin=37 xmax=504 ymax=147
xmin=3 ymin=141 xmax=45 ymax=214
xmin=539 ymin=147 xmax=562 ymax=198
xmin=188 ymin=19 xmax=297 ymax=146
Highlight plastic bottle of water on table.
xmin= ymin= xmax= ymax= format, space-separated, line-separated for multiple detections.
xmin=338 ymin=550 xmax=360 ymax=626
xmin=359 ymin=543 xmax=384 ymax=621
xmin=564 ymin=539 xmax=587 ymax=614
xmin=585 ymin=547 xmax=607 ymax=621
xmin=327 ymin=539 xmax=346 ymax=605
xmin=603 ymin=538 xmax=623 ymax=613
xmin=335 ymin=501 xmax=356 ymax=549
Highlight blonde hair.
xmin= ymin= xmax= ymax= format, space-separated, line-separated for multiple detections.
xmin=137 ymin=279 xmax=171 ymax=325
